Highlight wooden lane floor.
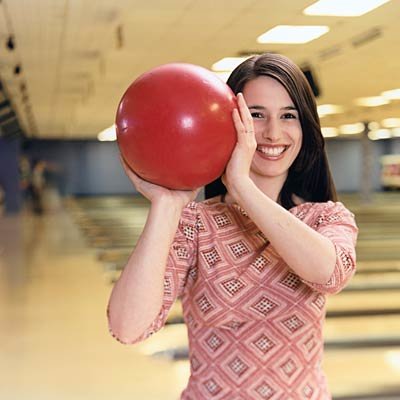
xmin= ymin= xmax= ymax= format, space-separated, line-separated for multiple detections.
xmin=67 ymin=193 xmax=400 ymax=306
xmin=65 ymin=192 xmax=400 ymax=399
xmin=103 ymin=260 xmax=400 ymax=291
xmin=68 ymin=193 xmax=400 ymax=260
xmin=3 ymin=195 xmax=400 ymax=400
xmin=0 ymin=210 xmax=196 ymax=400
xmin=340 ymin=192 xmax=400 ymax=262
xmin=339 ymin=191 xmax=400 ymax=208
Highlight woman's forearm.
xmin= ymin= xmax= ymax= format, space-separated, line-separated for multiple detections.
xmin=231 ymin=178 xmax=336 ymax=284
xmin=107 ymin=199 xmax=184 ymax=343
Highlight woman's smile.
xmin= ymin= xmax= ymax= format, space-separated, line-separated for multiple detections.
xmin=256 ymin=144 xmax=289 ymax=159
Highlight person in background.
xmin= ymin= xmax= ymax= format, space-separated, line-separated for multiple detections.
xmin=19 ymin=155 xmax=32 ymax=206
xmin=107 ymin=53 xmax=358 ymax=399
xmin=30 ymin=159 xmax=47 ymax=215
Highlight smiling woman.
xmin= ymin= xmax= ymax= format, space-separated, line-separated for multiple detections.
xmin=107 ymin=53 xmax=358 ymax=400
xmin=222 ymin=52 xmax=337 ymax=210
xmin=243 ymin=76 xmax=303 ymax=189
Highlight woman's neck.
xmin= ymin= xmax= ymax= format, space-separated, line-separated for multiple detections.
xmin=249 ymin=172 xmax=287 ymax=202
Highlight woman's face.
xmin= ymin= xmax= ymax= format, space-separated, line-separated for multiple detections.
xmin=242 ymin=76 xmax=303 ymax=183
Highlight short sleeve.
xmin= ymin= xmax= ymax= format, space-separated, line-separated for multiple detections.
xmin=301 ymin=202 xmax=358 ymax=294
xmin=117 ymin=202 xmax=199 ymax=344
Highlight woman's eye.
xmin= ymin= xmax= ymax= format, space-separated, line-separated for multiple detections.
xmin=282 ymin=113 xmax=297 ymax=119
xmin=251 ymin=112 xmax=264 ymax=119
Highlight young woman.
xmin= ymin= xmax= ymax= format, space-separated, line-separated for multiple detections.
xmin=107 ymin=53 xmax=358 ymax=399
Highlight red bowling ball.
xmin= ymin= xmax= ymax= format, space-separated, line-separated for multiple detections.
xmin=115 ymin=63 xmax=237 ymax=190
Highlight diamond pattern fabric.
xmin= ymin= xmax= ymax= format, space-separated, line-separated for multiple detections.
xmin=111 ymin=198 xmax=357 ymax=399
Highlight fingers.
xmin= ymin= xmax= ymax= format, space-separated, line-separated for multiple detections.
xmin=232 ymin=108 xmax=243 ymax=138
xmin=233 ymin=93 xmax=255 ymax=142
xmin=237 ymin=93 xmax=254 ymax=133
xmin=221 ymin=174 xmax=226 ymax=187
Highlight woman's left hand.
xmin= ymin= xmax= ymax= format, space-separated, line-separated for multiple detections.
xmin=222 ymin=92 xmax=257 ymax=194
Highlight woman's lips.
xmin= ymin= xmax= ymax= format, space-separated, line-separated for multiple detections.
xmin=256 ymin=145 xmax=289 ymax=159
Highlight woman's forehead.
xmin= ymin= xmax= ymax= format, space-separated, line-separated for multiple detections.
xmin=243 ymin=77 xmax=295 ymax=107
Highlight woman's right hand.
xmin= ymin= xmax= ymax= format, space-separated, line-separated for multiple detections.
xmin=120 ymin=156 xmax=200 ymax=209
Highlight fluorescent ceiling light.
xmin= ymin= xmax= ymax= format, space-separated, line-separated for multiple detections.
xmin=384 ymin=350 xmax=400 ymax=372
xmin=368 ymin=121 xmax=380 ymax=131
xmin=213 ymin=71 xmax=231 ymax=82
xmin=368 ymin=129 xmax=392 ymax=140
xmin=98 ymin=124 xmax=116 ymax=141
xmin=212 ymin=57 xmax=249 ymax=72
xmin=355 ymin=96 xmax=389 ymax=107
xmin=321 ymin=127 xmax=338 ymax=137
xmin=339 ymin=123 xmax=365 ymax=135
xmin=317 ymin=104 xmax=344 ymax=117
xmin=257 ymin=25 xmax=329 ymax=44
xmin=392 ymin=128 xmax=400 ymax=137
xmin=303 ymin=0 xmax=390 ymax=17
xmin=382 ymin=88 xmax=400 ymax=100
xmin=381 ymin=118 xmax=400 ymax=128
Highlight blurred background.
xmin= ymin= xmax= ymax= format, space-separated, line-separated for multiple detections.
xmin=1 ymin=0 xmax=400 ymax=399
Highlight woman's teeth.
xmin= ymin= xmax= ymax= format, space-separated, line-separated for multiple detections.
xmin=257 ymin=146 xmax=287 ymax=157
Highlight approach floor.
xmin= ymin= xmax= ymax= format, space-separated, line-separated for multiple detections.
xmin=1 ymin=192 xmax=400 ymax=399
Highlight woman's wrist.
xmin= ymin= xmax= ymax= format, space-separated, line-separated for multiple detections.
xmin=151 ymin=194 xmax=187 ymax=216
xmin=227 ymin=176 xmax=255 ymax=202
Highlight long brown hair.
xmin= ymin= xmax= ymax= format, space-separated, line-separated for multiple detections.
xmin=208 ymin=53 xmax=337 ymax=209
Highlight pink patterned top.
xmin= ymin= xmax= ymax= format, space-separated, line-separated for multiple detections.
xmin=112 ymin=197 xmax=358 ymax=400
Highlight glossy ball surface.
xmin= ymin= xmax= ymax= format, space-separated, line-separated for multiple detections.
xmin=116 ymin=63 xmax=237 ymax=189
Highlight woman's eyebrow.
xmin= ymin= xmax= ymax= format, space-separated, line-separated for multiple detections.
xmin=282 ymin=106 xmax=298 ymax=111
xmin=248 ymin=105 xmax=298 ymax=111
xmin=248 ymin=105 xmax=266 ymax=110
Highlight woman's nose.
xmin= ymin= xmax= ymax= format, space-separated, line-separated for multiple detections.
xmin=261 ymin=119 xmax=280 ymax=141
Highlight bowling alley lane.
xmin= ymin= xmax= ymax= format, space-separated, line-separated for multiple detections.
xmin=0 ymin=209 xmax=187 ymax=400
xmin=1 ymin=192 xmax=400 ymax=399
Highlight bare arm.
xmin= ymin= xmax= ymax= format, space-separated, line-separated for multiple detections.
xmin=223 ymin=94 xmax=336 ymax=285
xmin=108 ymin=198 xmax=184 ymax=343
xmin=107 ymin=158 xmax=199 ymax=343
xmin=228 ymin=178 xmax=336 ymax=284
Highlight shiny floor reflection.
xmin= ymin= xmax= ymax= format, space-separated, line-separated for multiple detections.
xmin=1 ymin=192 xmax=400 ymax=399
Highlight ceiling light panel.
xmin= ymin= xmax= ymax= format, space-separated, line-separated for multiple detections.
xmin=355 ymin=96 xmax=389 ymax=107
xmin=392 ymin=128 xmax=400 ymax=137
xmin=317 ymin=104 xmax=344 ymax=117
xmin=303 ymin=0 xmax=391 ymax=17
xmin=382 ymin=88 xmax=400 ymax=100
xmin=381 ymin=118 xmax=400 ymax=128
xmin=368 ymin=129 xmax=392 ymax=140
xmin=339 ymin=123 xmax=365 ymax=135
xmin=257 ymin=25 xmax=329 ymax=44
xmin=211 ymin=57 xmax=249 ymax=72
xmin=321 ymin=127 xmax=339 ymax=137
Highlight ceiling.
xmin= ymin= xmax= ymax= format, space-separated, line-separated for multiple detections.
xmin=0 ymin=0 xmax=399 ymax=139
